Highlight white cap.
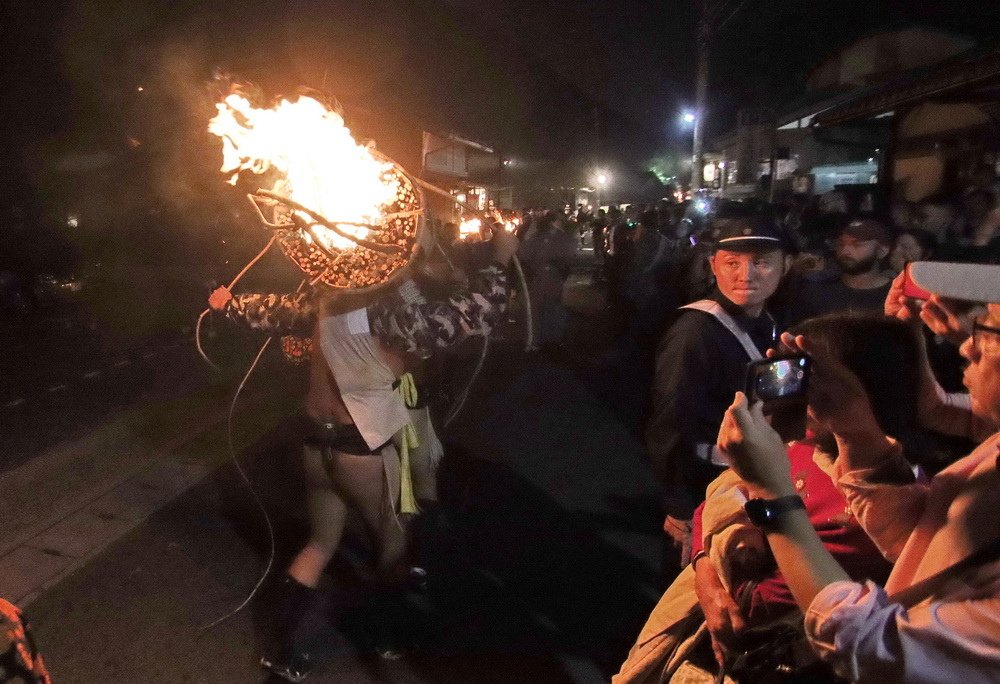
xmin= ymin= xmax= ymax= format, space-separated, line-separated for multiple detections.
xmin=910 ymin=262 xmax=1000 ymax=304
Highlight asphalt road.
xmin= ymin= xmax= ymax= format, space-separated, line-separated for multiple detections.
xmin=19 ymin=273 xmax=669 ymax=683
xmin=0 ymin=305 xmax=275 ymax=472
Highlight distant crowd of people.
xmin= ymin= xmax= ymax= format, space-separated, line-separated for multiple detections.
xmin=585 ymin=167 xmax=1000 ymax=328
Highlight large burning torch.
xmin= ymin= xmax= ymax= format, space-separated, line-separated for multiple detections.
xmin=208 ymin=92 xmax=421 ymax=291
xmin=197 ymin=90 xmax=533 ymax=631
xmin=204 ymin=89 xmax=532 ymax=347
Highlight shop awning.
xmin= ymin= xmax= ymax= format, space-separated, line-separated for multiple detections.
xmin=814 ymin=45 xmax=1000 ymax=127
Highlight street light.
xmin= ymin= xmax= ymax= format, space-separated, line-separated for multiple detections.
xmin=594 ymin=170 xmax=610 ymax=207
xmin=681 ymin=111 xmax=696 ymax=126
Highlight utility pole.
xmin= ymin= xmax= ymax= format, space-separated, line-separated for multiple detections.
xmin=691 ymin=0 xmax=710 ymax=191
xmin=690 ymin=0 xmax=749 ymax=193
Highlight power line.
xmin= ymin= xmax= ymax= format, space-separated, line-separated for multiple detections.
xmin=715 ymin=0 xmax=751 ymax=34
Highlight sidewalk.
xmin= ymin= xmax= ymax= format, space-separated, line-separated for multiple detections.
xmin=0 ymin=379 xmax=297 ymax=607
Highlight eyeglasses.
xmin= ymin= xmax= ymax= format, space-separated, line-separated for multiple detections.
xmin=972 ymin=319 xmax=1000 ymax=353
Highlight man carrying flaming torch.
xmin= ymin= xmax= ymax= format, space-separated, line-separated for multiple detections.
xmin=206 ymin=90 xmax=519 ymax=681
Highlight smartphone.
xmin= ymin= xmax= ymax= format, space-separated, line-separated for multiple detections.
xmin=745 ymin=354 xmax=811 ymax=441
xmin=902 ymin=262 xmax=933 ymax=301
xmin=745 ymin=354 xmax=811 ymax=406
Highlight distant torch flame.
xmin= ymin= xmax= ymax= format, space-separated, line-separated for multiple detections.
xmin=458 ymin=217 xmax=482 ymax=240
xmin=208 ymin=94 xmax=398 ymax=252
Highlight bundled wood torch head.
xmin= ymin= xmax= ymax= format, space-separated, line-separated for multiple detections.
xmin=209 ymin=90 xmax=423 ymax=292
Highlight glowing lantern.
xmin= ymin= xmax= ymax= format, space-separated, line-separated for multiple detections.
xmin=457 ymin=217 xmax=483 ymax=240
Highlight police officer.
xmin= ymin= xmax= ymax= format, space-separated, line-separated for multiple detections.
xmin=646 ymin=211 xmax=790 ymax=564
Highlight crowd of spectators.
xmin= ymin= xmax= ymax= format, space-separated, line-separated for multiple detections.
xmin=590 ymin=181 xmax=998 ymax=328
xmin=231 ymin=174 xmax=998 ymax=681
xmin=567 ymin=174 xmax=1000 ymax=682
xmin=503 ymin=184 xmax=1000 ymax=680
xmin=12 ymin=175 xmax=999 ymax=681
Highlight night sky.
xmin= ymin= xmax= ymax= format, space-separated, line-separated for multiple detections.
xmin=3 ymin=0 xmax=1000 ymax=211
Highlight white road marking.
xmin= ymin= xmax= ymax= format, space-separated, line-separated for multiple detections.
xmin=141 ymin=351 xmax=156 ymax=359
xmin=112 ymin=359 xmax=131 ymax=368
xmin=83 ymin=370 xmax=102 ymax=379
xmin=47 ymin=384 xmax=68 ymax=393
xmin=3 ymin=398 xmax=26 ymax=408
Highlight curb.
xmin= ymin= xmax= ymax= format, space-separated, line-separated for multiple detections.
xmin=0 ymin=387 xmax=277 ymax=608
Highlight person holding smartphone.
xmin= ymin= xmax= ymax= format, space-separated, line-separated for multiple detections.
xmin=715 ymin=262 xmax=1000 ymax=682
xmin=616 ymin=314 xmax=916 ymax=682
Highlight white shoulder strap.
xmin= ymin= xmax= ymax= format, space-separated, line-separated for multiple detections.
xmin=680 ymin=299 xmax=764 ymax=361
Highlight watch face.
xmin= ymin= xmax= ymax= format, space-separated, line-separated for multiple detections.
xmin=745 ymin=496 xmax=804 ymax=528
xmin=744 ymin=498 xmax=772 ymax=526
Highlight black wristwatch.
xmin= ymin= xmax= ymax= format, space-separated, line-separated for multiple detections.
xmin=744 ymin=495 xmax=806 ymax=529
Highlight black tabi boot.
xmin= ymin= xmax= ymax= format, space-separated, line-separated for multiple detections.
xmin=369 ymin=584 xmax=409 ymax=660
xmin=260 ymin=575 xmax=327 ymax=683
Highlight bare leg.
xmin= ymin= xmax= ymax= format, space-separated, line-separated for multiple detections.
xmin=262 ymin=445 xmax=348 ymax=680
xmin=287 ymin=445 xmax=348 ymax=588
xmin=324 ymin=450 xmax=410 ymax=583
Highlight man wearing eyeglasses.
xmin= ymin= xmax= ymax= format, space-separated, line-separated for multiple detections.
xmin=714 ymin=262 xmax=1000 ymax=682
xmin=953 ymin=314 xmax=1000 ymax=418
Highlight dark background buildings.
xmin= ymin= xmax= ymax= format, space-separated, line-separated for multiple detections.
xmin=3 ymin=0 xmax=1000 ymax=281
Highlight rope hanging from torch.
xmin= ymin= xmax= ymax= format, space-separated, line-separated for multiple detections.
xmin=195 ymin=233 xmax=278 ymax=371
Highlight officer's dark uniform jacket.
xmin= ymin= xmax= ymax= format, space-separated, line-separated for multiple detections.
xmin=646 ymin=289 xmax=778 ymax=518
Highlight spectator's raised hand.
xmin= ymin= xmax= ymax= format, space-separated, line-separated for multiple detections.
xmin=920 ymin=295 xmax=977 ymax=347
xmin=885 ymin=272 xmax=979 ymax=347
xmin=885 ymin=272 xmax=921 ymax=323
xmin=779 ymin=332 xmax=881 ymax=440
xmin=717 ymin=392 xmax=793 ymax=498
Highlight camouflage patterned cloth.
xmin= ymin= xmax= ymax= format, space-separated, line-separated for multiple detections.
xmin=368 ymin=265 xmax=509 ymax=358
xmin=224 ymin=266 xmax=509 ymax=359
xmin=225 ymin=290 xmax=316 ymax=336
xmin=0 ymin=599 xmax=51 ymax=684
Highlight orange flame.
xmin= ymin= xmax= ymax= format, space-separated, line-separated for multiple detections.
xmin=208 ymin=94 xmax=399 ymax=252
xmin=458 ymin=217 xmax=482 ymax=240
